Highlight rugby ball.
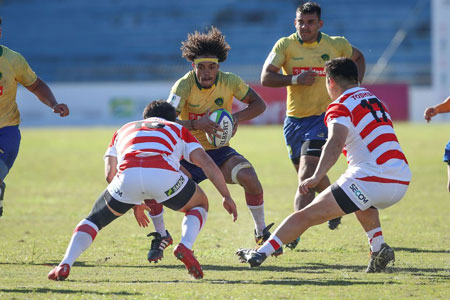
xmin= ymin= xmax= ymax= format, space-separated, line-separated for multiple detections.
xmin=206 ymin=109 xmax=234 ymax=147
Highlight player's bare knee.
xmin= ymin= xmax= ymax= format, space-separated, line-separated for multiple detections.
xmin=237 ymin=169 xmax=262 ymax=193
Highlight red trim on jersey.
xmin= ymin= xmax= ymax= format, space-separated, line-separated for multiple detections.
xmin=357 ymin=176 xmax=410 ymax=185
xmin=359 ymin=119 xmax=393 ymax=139
xmin=167 ymin=123 xmax=182 ymax=138
xmin=181 ymin=126 xmax=200 ymax=143
xmin=325 ymin=104 xmax=352 ymax=126
xmin=119 ymin=156 xmax=176 ymax=172
xmin=108 ymin=131 xmax=118 ymax=147
xmin=269 ymin=239 xmax=281 ymax=250
xmin=120 ymin=136 xmax=174 ymax=154
xmin=367 ymin=133 xmax=399 ymax=152
xmin=74 ymin=224 xmax=97 ymax=240
xmin=352 ymin=106 xmax=390 ymax=128
xmin=123 ymin=149 xmax=171 ymax=159
xmin=376 ymin=149 xmax=408 ymax=165
xmin=186 ymin=209 xmax=203 ymax=229
xmin=338 ymin=90 xmax=359 ymax=103
xmin=119 ymin=126 xmax=178 ymax=146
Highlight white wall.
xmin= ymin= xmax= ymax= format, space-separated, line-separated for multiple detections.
xmin=17 ymin=82 xmax=173 ymax=126
xmin=16 ymin=82 xmax=448 ymax=127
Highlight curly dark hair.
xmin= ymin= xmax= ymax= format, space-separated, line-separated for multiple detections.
xmin=181 ymin=26 xmax=231 ymax=63
xmin=143 ymin=100 xmax=177 ymax=121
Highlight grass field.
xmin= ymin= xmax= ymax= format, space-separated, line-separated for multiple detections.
xmin=0 ymin=123 xmax=449 ymax=299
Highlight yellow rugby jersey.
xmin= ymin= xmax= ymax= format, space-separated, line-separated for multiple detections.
xmin=269 ymin=32 xmax=352 ymax=118
xmin=168 ymin=70 xmax=249 ymax=150
xmin=0 ymin=45 xmax=37 ymax=128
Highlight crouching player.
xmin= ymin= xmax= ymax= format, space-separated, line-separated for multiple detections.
xmin=48 ymin=100 xmax=237 ymax=281
xmin=237 ymin=58 xmax=411 ymax=273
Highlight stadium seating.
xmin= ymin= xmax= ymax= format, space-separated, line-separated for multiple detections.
xmin=0 ymin=0 xmax=430 ymax=84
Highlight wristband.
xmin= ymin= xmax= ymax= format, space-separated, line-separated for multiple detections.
xmin=291 ymin=74 xmax=299 ymax=85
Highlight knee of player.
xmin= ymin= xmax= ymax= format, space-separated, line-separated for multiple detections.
xmin=236 ymin=168 xmax=262 ymax=192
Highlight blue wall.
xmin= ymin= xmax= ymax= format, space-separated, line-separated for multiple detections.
xmin=1 ymin=0 xmax=430 ymax=84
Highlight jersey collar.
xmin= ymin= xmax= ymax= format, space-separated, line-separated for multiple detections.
xmin=296 ymin=31 xmax=322 ymax=45
xmin=194 ymin=70 xmax=220 ymax=90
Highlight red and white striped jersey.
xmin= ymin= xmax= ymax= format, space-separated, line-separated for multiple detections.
xmin=325 ymin=87 xmax=411 ymax=184
xmin=104 ymin=117 xmax=202 ymax=173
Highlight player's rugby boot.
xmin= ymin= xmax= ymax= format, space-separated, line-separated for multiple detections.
xmin=236 ymin=248 xmax=267 ymax=267
xmin=285 ymin=237 xmax=300 ymax=250
xmin=147 ymin=231 xmax=173 ymax=263
xmin=254 ymin=223 xmax=283 ymax=257
xmin=48 ymin=263 xmax=70 ymax=281
xmin=173 ymin=243 xmax=203 ymax=279
xmin=328 ymin=216 xmax=342 ymax=230
xmin=366 ymin=243 xmax=395 ymax=273
xmin=0 ymin=181 xmax=5 ymax=217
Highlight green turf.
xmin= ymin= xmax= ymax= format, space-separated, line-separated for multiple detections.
xmin=0 ymin=124 xmax=449 ymax=299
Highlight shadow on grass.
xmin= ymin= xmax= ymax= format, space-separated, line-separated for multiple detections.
xmin=394 ymin=247 xmax=450 ymax=254
xmin=208 ymin=279 xmax=393 ymax=286
xmin=0 ymin=288 xmax=140 ymax=296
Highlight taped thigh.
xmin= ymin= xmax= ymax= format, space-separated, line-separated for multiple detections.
xmin=231 ymin=162 xmax=253 ymax=184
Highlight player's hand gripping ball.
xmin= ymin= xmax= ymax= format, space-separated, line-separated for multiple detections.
xmin=206 ymin=109 xmax=234 ymax=147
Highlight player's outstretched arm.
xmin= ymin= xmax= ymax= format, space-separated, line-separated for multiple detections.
xmin=25 ymin=77 xmax=69 ymax=117
xmin=424 ymin=96 xmax=450 ymax=122
xmin=299 ymin=123 xmax=348 ymax=195
xmin=189 ymin=148 xmax=237 ymax=221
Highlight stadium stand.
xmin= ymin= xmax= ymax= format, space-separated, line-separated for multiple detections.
xmin=0 ymin=0 xmax=430 ymax=85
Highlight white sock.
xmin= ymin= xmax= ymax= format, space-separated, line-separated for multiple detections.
xmin=258 ymin=235 xmax=283 ymax=256
xmin=180 ymin=207 xmax=208 ymax=250
xmin=247 ymin=204 xmax=265 ymax=236
xmin=60 ymin=219 xmax=99 ymax=267
xmin=366 ymin=227 xmax=384 ymax=252
xmin=149 ymin=210 xmax=167 ymax=236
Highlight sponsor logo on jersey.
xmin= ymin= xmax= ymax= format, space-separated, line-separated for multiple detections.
xmin=292 ymin=67 xmax=326 ymax=77
xmin=292 ymin=57 xmax=304 ymax=60
xmin=0 ymin=86 xmax=3 ymax=96
xmin=165 ymin=176 xmax=185 ymax=196
xmin=317 ymin=132 xmax=325 ymax=138
xmin=321 ymin=54 xmax=330 ymax=61
xmin=214 ymin=97 xmax=224 ymax=106
xmin=188 ymin=112 xmax=206 ymax=120
xmin=349 ymin=183 xmax=369 ymax=204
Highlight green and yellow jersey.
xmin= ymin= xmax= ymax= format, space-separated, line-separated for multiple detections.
xmin=168 ymin=70 xmax=249 ymax=150
xmin=268 ymin=32 xmax=352 ymax=118
xmin=0 ymin=45 xmax=37 ymax=128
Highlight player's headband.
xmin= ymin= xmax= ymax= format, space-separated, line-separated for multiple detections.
xmin=194 ymin=58 xmax=219 ymax=65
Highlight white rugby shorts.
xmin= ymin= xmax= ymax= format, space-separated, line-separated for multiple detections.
xmin=335 ymin=172 xmax=409 ymax=210
xmin=107 ymin=168 xmax=191 ymax=205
